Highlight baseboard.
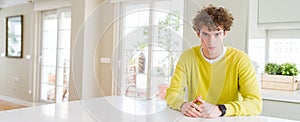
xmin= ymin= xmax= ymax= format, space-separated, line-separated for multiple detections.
xmin=0 ymin=95 xmax=33 ymax=107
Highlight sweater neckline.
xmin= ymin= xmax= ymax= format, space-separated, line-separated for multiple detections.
xmin=200 ymin=45 xmax=227 ymax=64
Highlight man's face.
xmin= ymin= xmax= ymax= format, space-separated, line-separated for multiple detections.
xmin=198 ymin=26 xmax=227 ymax=59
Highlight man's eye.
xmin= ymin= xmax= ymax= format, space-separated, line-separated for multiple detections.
xmin=215 ymin=33 xmax=220 ymax=37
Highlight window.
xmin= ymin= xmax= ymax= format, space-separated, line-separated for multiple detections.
xmin=114 ymin=0 xmax=184 ymax=100
xmin=40 ymin=8 xmax=71 ymax=103
xmin=248 ymin=30 xmax=300 ymax=75
xmin=269 ymin=39 xmax=300 ymax=67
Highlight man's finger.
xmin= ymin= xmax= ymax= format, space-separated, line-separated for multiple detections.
xmin=193 ymin=96 xmax=203 ymax=103
xmin=191 ymin=103 xmax=201 ymax=112
xmin=186 ymin=107 xmax=200 ymax=118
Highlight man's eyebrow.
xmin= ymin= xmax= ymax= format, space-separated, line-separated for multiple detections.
xmin=200 ymin=32 xmax=222 ymax=34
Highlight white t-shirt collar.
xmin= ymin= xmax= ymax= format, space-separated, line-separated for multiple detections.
xmin=200 ymin=45 xmax=227 ymax=64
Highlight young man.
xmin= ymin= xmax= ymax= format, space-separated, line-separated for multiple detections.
xmin=165 ymin=5 xmax=262 ymax=118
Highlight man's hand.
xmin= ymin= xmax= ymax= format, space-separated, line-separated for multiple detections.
xmin=193 ymin=96 xmax=222 ymax=118
xmin=180 ymin=101 xmax=201 ymax=118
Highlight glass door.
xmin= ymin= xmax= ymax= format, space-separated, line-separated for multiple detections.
xmin=40 ymin=8 xmax=71 ymax=103
xmin=116 ymin=0 xmax=184 ymax=100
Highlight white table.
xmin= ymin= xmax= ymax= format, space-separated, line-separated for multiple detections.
xmin=0 ymin=96 xmax=298 ymax=122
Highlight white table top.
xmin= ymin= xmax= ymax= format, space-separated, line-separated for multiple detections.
xmin=0 ymin=96 xmax=298 ymax=122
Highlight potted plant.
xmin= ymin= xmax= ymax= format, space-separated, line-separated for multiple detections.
xmin=48 ymin=72 xmax=56 ymax=84
xmin=280 ymin=63 xmax=298 ymax=76
xmin=261 ymin=63 xmax=299 ymax=91
xmin=264 ymin=63 xmax=280 ymax=75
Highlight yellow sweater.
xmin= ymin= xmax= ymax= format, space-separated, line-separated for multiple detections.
xmin=165 ymin=46 xmax=262 ymax=116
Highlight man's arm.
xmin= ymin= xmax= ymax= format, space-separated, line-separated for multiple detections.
xmin=165 ymin=56 xmax=188 ymax=111
xmin=224 ymin=55 xmax=262 ymax=116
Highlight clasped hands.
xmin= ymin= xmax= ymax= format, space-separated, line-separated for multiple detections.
xmin=180 ymin=96 xmax=221 ymax=118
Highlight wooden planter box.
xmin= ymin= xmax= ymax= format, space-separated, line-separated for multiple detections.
xmin=261 ymin=74 xmax=298 ymax=91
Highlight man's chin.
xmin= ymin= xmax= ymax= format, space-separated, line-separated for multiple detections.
xmin=207 ymin=49 xmax=216 ymax=53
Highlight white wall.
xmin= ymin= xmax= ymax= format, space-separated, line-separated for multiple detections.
xmin=69 ymin=0 xmax=115 ymax=100
xmin=258 ymin=0 xmax=300 ymax=24
xmin=0 ymin=3 xmax=35 ymax=102
xmin=248 ymin=0 xmax=265 ymax=39
xmin=249 ymin=0 xmax=300 ymax=38
xmin=69 ymin=0 xmax=85 ymax=101
xmin=81 ymin=0 xmax=114 ymax=98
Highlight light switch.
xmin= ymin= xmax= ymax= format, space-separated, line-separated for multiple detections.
xmin=100 ymin=57 xmax=111 ymax=63
xmin=26 ymin=55 xmax=31 ymax=59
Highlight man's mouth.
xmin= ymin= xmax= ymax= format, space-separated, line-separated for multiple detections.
xmin=208 ymin=47 xmax=215 ymax=50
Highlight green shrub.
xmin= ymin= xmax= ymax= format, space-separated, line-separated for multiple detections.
xmin=280 ymin=63 xmax=298 ymax=76
xmin=265 ymin=63 xmax=298 ymax=76
xmin=264 ymin=63 xmax=280 ymax=75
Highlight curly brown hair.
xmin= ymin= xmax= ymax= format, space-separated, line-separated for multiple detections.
xmin=192 ymin=4 xmax=234 ymax=32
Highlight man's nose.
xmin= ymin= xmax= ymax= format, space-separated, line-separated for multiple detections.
xmin=206 ymin=36 xmax=214 ymax=44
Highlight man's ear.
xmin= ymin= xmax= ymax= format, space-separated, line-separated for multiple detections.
xmin=196 ymin=31 xmax=200 ymax=38
xmin=223 ymin=31 xmax=228 ymax=38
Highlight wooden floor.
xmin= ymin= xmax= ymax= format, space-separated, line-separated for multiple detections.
xmin=0 ymin=100 xmax=28 ymax=111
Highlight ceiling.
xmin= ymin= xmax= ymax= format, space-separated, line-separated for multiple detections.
xmin=0 ymin=0 xmax=34 ymax=8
